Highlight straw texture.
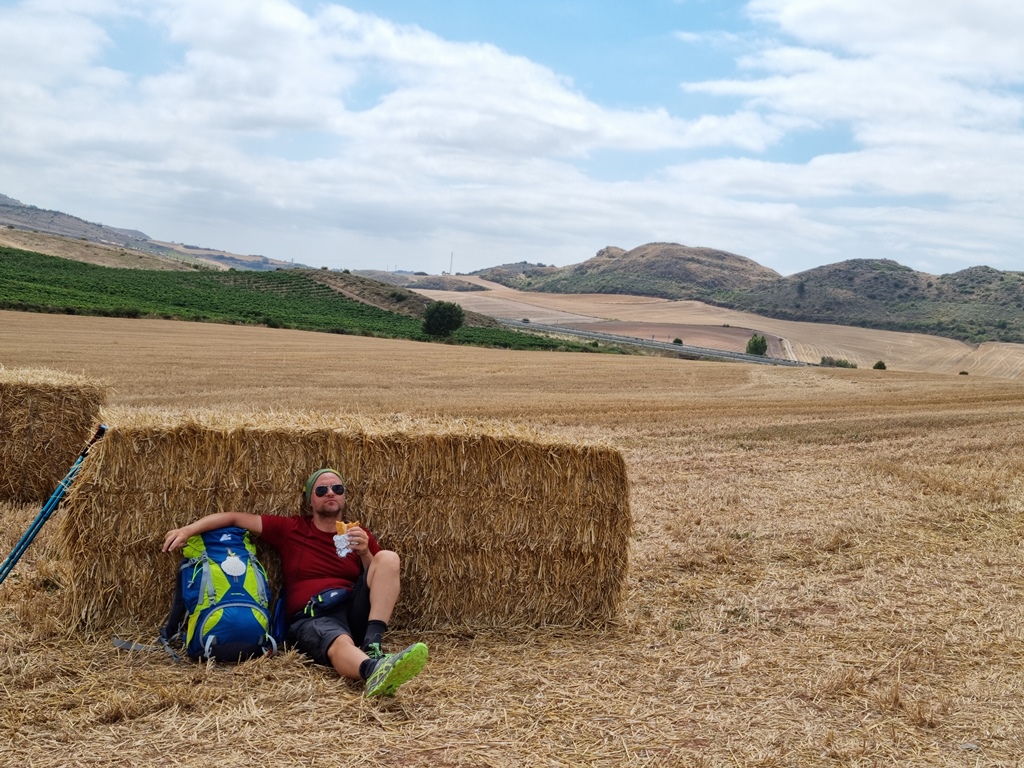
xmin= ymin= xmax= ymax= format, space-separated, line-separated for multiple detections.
xmin=54 ymin=409 xmax=631 ymax=634
xmin=0 ymin=367 xmax=106 ymax=502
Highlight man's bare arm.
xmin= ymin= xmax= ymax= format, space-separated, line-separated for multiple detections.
xmin=162 ymin=512 xmax=263 ymax=552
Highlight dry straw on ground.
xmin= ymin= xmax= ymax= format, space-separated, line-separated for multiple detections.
xmin=54 ymin=408 xmax=630 ymax=636
xmin=0 ymin=366 xmax=105 ymax=503
xmin=3 ymin=314 xmax=1024 ymax=767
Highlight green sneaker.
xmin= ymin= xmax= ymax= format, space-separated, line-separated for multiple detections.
xmin=364 ymin=642 xmax=428 ymax=697
xmin=362 ymin=641 xmax=385 ymax=660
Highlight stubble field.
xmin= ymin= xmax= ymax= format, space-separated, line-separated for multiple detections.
xmin=2 ymin=309 xmax=1024 ymax=767
xmin=419 ymin=279 xmax=1024 ymax=379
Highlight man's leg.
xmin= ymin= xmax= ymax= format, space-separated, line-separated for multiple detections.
xmin=324 ymin=627 xmax=428 ymax=695
xmin=291 ymin=614 xmax=367 ymax=681
xmin=348 ymin=552 xmax=428 ymax=697
xmin=326 ymin=633 xmax=369 ymax=680
xmin=323 ymin=552 xmax=400 ymax=678
xmin=365 ymin=549 xmax=401 ymax=623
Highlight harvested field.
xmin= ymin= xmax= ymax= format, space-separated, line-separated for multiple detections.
xmin=560 ymin=321 xmax=789 ymax=358
xmin=417 ymin=279 xmax=1024 ymax=378
xmin=2 ymin=310 xmax=1024 ymax=766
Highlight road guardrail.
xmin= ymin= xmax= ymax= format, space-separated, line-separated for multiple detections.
xmin=499 ymin=319 xmax=807 ymax=367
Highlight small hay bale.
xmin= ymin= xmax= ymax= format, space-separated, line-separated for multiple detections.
xmin=53 ymin=409 xmax=631 ymax=635
xmin=0 ymin=367 xmax=106 ymax=503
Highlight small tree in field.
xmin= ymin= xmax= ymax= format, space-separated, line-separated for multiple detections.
xmin=423 ymin=301 xmax=464 ymax=337
xmin=873 ymin=360 xmax=887 ymax=370
xmin=746 ymin=334 xmax=767 ymax=356
xmin=820 ymin=356 xmax=857 ymax=368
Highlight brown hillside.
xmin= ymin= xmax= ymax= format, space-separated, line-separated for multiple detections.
xmin=149 ymin=240 xmax=292 ymax=271
xmin=0 ymin=228 xmax=200 ymax=271
xmin=476 ymin=242 xmax=780 ymax=298
xmin=353 ymin=270 xmax=488 ymax=292
xmin=476 ymin=246 xmax=1024 ymax=344
xmin=735 ymin=258 xmax=1024 ymax=344
xmin=574 ymin=242 xmax=780 ymax=289
xmin=416 ymin=279 xmax=1024 ymax=378
xmin=302 ymin=269 xmax=499 ymax=328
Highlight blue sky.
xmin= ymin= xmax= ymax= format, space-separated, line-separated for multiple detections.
xmin=1 ymin=0 xmax=1022 ymax=277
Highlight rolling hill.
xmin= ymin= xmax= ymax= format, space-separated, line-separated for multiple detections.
xmin=476 ymin=243 xmax=779 ymax=298
xmin=475 ymin=244 xmax=1024 ymax=344
xmin=0 ymin=246 xmax=606 ymax=353
xmin=0 ymin=194 xmax=291 ymax=271
xmin=6 ymin=191 xmax=1022 ymax=346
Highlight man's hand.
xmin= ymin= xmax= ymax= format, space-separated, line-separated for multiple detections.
xmin=162 ymin=526 xmax=192 ymax=553
xmin=346 ymin=525 xmax=369 ymax=555
xmin=160 ymin=512 xmax=261 ymax=553
xmin=346 ymin=525 xmax=375 ymax=568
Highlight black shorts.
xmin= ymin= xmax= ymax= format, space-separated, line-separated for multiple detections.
xmin=287 ymin=572 xmax=371 ymax=667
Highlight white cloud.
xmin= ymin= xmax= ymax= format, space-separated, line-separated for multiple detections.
xmin=748 ymin=0 xmax=1024 ymax=79
xmin=0 ymin=0 xmax=1022 ymax=276
xmin=665 ymin=0 xmax=1024 ymax=273
xmin=0 ymin=5 xmax=111 ymax=87
xmin=673 ymin=29 xmax=743 ymax=47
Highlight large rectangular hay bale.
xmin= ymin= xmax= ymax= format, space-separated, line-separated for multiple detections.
xmin=54 ymin=410 xmax=631 ymax=634
xmin=0 ymin=368 xmax=106 ymax=502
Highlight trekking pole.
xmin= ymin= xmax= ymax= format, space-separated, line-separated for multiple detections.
xmin=0 ymin=423 xmax=107 ymax=586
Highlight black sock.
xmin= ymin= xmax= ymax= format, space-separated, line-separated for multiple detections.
xmin=363 ymin=620 xmax=387 ymax=647
xmin=359 ymin=658 xmax=377 ymax=680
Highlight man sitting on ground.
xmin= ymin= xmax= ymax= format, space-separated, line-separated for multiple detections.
xmin=162 ymin=468 xmax=427 ymax=697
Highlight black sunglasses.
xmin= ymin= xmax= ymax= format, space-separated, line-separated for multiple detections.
xmin=313 ymin=484 xmax=346 ymax=497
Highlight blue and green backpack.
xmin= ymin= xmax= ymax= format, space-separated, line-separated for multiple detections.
xmin=160 ymin=526 xmax=279 ymax=662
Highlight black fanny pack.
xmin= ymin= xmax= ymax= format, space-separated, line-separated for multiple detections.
xmin=300 ymin=587 xmax=352 ymax=619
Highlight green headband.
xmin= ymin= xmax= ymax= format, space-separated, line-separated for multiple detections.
xmin=303 ymin=468 xmax=345 ymax=503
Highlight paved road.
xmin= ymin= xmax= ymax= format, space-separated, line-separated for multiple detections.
xmin=500 ymin=319 xmax=808 ymax=367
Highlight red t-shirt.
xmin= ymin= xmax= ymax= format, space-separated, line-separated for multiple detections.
xmin=259 ymin=515 xmax=380 ymax=617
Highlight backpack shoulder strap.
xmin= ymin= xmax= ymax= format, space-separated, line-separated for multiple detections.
xmin=160 ymin=561 xmax=188 ymax=644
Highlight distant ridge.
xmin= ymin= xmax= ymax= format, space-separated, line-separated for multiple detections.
xmin=0 ymin=194 xmax=160 ymax=252
xmin=0 ymin=193 xmax=290 ymax=271
xmin=475 ymin=244 xmax=1024 ymax=345
xmin=476 ymin=243 xmax=778 ymax=300
xmin=5 ymin=191 xmax=1022 ymax=346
